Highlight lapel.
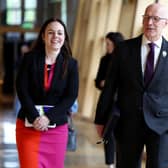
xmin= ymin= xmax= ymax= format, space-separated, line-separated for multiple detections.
xmin=49 ymin=53 xmax=64 ymax=92
xmin=148 ymin=37 xmax=168 ymax=88
xmin=37 ymin=51 xmax=45 ymax=93
xmin=37 ymin=51 xmax=64 ymax=94
xmin=131 ymin=35 xmax=144 ymax=88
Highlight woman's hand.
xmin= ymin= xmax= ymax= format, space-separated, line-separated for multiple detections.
xmin=33 ymin=115 xmax=50 ymax=131
xmin=95 ymin=124 xmax=104 ymax=137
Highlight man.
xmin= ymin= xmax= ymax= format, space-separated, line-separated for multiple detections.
xmin=95 ymin=3 xmax=168 ymax=168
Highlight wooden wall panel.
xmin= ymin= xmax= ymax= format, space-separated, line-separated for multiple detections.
xmin=72 ymin=0 xmax=85 ymax=60
xmin=118 ymin=1 xmax=137 ymax=38
xmin=105 ymin=0 xmax=123 ymax=33
xmin=72 ymin=0 xmax=122 ymax=119
xmin=81 ymin=0 xmax=110 ymax=119
xmin=72 ymin=0 xmax=100 ymax=118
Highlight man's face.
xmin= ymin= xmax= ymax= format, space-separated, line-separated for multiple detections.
xmin=143 ymin=4 xmax=168 ymax=41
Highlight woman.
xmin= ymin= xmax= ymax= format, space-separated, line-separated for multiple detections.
xmin=16 ymin=18 xmax=79 ymax=168
xmin=95 ymin=32 xmax=124 ymax=168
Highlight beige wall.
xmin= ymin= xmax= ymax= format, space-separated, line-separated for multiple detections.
xmin=72 ymin=0 xmax=126 ymax=120
xmin=118 ymin=0 xmax=137 ymax=38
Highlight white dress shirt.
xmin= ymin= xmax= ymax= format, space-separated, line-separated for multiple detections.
xmin=141 ymin=35 xmax=162 ymax=75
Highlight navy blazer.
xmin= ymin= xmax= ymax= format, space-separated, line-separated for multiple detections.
xmin=16 ymin=50 xmax=79 ymax=126
xmin=95 ymin=35 xmax=168 ymax=135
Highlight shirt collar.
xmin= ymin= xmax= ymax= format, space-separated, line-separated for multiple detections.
xmin=142 ymin=35 xmax=162 ymax=48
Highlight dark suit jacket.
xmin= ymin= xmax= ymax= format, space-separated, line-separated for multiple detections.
xmin=95 ymin=54 xmax=112 ymax=90
xmin=95 ymin=35 xmax=168 ymax=135
xmin=16 ymin=50 xmax=79 ymax=126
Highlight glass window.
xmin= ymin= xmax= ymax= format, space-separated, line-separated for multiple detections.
xmin=25 ymin=0 xmax=37 ymax=9
xmin=24 ymin=10 xmax=36 ymax=22
xmin=6 ymin=10 xmax=21 ymax=25
xmin=6 ymin=0 xmax=37 ymax=26
xmin=23 ymin=0 xmax=37 ymax=28
xmin=7 ymin=0 xmax=21 ymax=8
xmin=6 ymin=0 xmax=21 ymax=25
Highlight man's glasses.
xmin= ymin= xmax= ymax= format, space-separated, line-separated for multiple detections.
xmin=142 ymin=15 xmax=167 ymax=23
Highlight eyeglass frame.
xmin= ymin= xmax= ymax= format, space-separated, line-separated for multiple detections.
xmin=142 ymin=15 xmax=168 ymax=23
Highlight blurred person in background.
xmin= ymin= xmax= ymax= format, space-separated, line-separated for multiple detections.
xmin=95 ymin=32 xmax=124 ymax=168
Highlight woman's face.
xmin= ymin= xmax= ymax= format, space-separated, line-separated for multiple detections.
xmin=42 ymin=21 xmax=65 ymax=51
xmin=105 ymin=38 xmax=114 ymax=54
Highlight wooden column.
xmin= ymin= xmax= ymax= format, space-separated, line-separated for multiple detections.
xmin=118 ymin=1 xmax=137 ymax=38
xmin=105 ymin=0 xmax=123 ymax=33
xmin=72 ymin=0 xmax=85 ymax=60
xmin=72 ymin=0 xmax=122 ymax=119
xmin=76 ymin=0 xmax=104 ymax=118
xmin=80 ymin=0 xmax=110 ymax=119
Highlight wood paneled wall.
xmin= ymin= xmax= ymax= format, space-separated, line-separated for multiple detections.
xmin=118 ymin=1 xmax=137 ymax=38
xmin=72 ymin=0 xmax=123 ymax=120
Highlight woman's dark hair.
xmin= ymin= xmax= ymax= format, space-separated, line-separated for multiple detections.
xmin=32 ymin=18 xmax=72 ymax=78
xmin=105 ymin=32 xmax=124 ymax=48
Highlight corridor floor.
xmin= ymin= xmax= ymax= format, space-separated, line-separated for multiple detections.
xmin=0 ymin=97 xmax=146 ymax=168
xmin=0 ymin=99 xmax=108 ymax=168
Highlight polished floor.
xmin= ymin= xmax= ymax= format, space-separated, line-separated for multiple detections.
xmin=0 ymin=94 xmax=146 ymax=168
xmin=0 ymin=94 xmax=108 ymax=168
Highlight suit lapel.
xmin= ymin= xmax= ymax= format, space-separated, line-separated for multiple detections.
xmin=132 ymin=36 xmax=144 ymax=88
xmin=38 ymin=52 xmax=45 ymax=93
xmin=148 ymin=38 xmax=168 ymax=88
xmin=49 ymin=53 xmax=64 ymax=92
xmin=37 ymin=52 xmax=64 ymax=94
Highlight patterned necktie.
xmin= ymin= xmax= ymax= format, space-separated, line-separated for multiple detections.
xmin=144 ymin=43 xmax=155 ymax=86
